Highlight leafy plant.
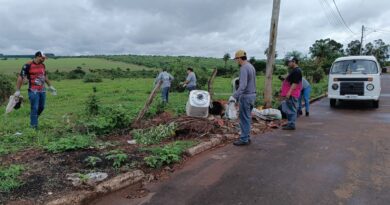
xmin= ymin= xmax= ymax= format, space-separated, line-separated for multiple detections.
xmin=132 ymin=122 xmax=177 ymax=145
xmin=0 ymin=165 xmax=25 ymax=192
xmin=84 ymin=156 xmax=102 ymax=167
xmin=105 ymin=150 xmax=128 ymax=169
xmin=85 ymin=87 xmax=100 ymax=116
xmin=143 ymin=141 xmax=195 ymax=168
xmin=0 ymin=73 xmax=13 ymax=105
xmin=44 ymin=135 xmax=95 ymax=153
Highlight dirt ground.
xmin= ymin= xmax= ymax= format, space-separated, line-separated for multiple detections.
xmin=1 ymin=110 xmax=271 ymax=204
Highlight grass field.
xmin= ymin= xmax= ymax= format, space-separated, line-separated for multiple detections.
xmin=0 ymin=58 xmax=152 ymax=75
xmin=0 ymin=75 xmax=327 ymax=155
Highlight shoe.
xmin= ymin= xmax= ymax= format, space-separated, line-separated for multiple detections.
xmin=282 ymin=126 xmax=295 ymax=130
xmin=306 ymin=112 xmax=309 ymax=116
xmin=298 ymin=110 xmax=303 ymax=115
xmin=233 ymin=140 xmax=250 ymax=146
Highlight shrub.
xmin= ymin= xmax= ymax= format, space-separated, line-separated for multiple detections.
xmin=85 ymin=87 xmax=100 ymax=116
xmin=44 ymin=135 xmax=95 ymax=153
xmin=67 ymin=67 xmax=86 ymax=79
xmin=0 ymin=74 xmax=14 ymax=105
xmin=143 ymin=141 xmax=195 ymax=168
xmin=0 ymin=165 xmax=25 ymax=192
xmin=105 ymin=150 xmax=128 ymax=168
xmin=83 ymin=73 xmax=103 ymax=83
xmin=132 ymin=122 xmax=177 ymax=145
xmin=80 ymin=105 xmax=133 ymax=135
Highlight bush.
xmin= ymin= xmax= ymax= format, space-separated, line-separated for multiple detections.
xmin=312 ymin=69 xmax=325 ymax=83
xmin=0 ymin=74 xmax=14 ymax=105
xmin=143 ymin=141 xmax=195 ymax=168
xmin=67 ymin=67 xmax=86 ymax=79
xmin=0 ymin=165 xmax=25 ymax=192
xmin=83 ymin=73 xmax=103 ymax=83
xmin=44 ymin=135 xmax=95 ymax=153
xmin=80 ymin=105 xmax=133 ymax=135
xmin=132 ymin=123 xmax=177 ymax=145
xmin=85 ymin=87 xmax=100 ymax=116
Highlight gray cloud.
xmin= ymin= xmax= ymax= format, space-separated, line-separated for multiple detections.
xmin=0 ymin=0 xmax=389 ymax=58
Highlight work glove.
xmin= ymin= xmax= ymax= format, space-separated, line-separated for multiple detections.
xmin=228 ymin=96 xmax=236 ymax=103
xmin=48 ymin=86 xmax=57 ymax=95
xmin=14 ymin=90 xmax=21 ymax=97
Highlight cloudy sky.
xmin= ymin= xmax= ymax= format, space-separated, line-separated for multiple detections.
xmin=0 ymin=0 xmax=389 ymax=58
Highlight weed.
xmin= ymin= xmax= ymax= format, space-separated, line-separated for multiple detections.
xmin=143 ymin=141 xmax=195 ymax=168
xmin=105 ymin=150 xmax=128 ymax=169
xmin=0 ymin=165 xmax=25 ymax=192
xmin=44 ymin=135 xmax=95 ymax=153
xmin=132 ymin=122 xmax=177 ymax=145
xmin=84 ymin=156 xmax=102 ymax=167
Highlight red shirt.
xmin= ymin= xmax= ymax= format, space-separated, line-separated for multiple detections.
xmin=20 ymin=61 xmax=46 ymax=92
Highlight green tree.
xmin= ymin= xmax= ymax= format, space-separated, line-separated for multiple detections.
xmin=223 ymin=53 xmax=231 ymax=69
xmin=345 ymin=40 xmax=361 ymax=55
xmin=309 ymin=38 xmax=344 ymax=74
xmin=364 ymin=39 xmax=389 ymax=66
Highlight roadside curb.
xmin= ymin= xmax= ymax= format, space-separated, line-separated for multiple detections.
xmin=46 ymin=170 xmax=145 ymax=205
xmin=310 ymin=93 xmax=327 ymax=104
xmin=186 ymin=134 xmax=238 ymax=157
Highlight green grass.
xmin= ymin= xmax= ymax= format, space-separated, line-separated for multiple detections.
xmin=0 ymin=58 xmax=152 ymax=75
xmin=0 ymin=165 xmax=25 ymax=192
xmin=44 ymin=135 xmax=95 ymax=153
xmin=0 ymin=76 xmax=327 ymax=156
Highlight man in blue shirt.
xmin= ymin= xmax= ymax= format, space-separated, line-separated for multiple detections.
xmin=155 ymin=68 xmax=174 ymax=103
xmin=183 ymin=67 xmax=197 ymax=92
xmin=229 ymin=49 xmax=256 ymax=146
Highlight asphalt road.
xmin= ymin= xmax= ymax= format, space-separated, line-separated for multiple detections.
xmin=93 ymin=75 xmax=390 ymax=205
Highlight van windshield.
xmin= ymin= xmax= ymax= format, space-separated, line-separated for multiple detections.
xmin=330 ymin=60 xmax=378 ymax=74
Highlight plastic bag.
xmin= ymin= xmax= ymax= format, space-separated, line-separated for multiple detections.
xmin=225 ymin=102 xmax=238 ymax=120
xmin=5 ymin=95 xmax=23 ymax=114
xmin=252 ymin=108 xmax=282 ymax=120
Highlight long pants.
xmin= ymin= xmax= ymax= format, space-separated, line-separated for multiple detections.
xmin=282 ymin=97 xmax=298 ymax=128
xmin=161 ymin=87 xmax=170 ymax=103
xmin=28 ymin=91 xmax=46 ymax=128
xmin=298 ymin=86 xmax=311 ymax=113
xmin=239 ymin=95 xmax=256 ymax=142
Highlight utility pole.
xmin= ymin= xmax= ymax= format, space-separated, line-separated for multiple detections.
xmin=264 ymin=0 xmax=281 ymax=108
xmin=360 ymin=25 xmax=364 ymax=55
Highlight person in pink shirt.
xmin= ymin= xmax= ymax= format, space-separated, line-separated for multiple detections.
xmin=280 ymin=57 xmax=302 ymax=130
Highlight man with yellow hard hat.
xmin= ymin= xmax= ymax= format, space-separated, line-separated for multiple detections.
xmin=229 ymin=49 xmax=256 ymax=146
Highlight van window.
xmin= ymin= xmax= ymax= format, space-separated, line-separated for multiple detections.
xmin=330 ymin=60 xmax=378 ymax=74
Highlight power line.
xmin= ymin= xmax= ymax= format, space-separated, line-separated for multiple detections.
xmin=321 ymin=0 xmax=355 ymax=35
xmin=331 ymin=0 xmax=356 ymax=34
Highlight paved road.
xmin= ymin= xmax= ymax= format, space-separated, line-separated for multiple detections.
xmin=93 ymin=75 xmax=390 ymax=205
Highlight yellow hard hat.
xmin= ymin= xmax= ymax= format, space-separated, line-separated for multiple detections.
xmin=234 ymin=49 xmax=247 ymax=59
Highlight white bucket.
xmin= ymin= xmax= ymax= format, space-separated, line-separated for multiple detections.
xmin=186 ymin=90 xmax=210 ymax=118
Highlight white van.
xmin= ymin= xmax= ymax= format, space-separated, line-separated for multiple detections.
xmin=328 ymin=56 xmax=381 ymax=108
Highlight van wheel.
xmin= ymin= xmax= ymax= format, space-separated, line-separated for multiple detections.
xmin=373 ymin=100 xmax=379 ymax=108
xmin=330 ymin=99 xmax=337 ymax=108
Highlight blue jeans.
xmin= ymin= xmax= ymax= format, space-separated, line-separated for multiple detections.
xmin=282 ymin=97 xmax=298 ymax=128
xmin=239 ymin=95 xmax=256 ymax=142
xmin=298 ymin=86 xmax=311 ymax=113
xmin=161 ymin=87 xmax=170 ymax=103
xmin=28 ymin=91 xmax=46 ymax=128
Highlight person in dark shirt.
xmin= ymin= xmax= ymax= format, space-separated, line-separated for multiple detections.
xmin=280 ymin=57 xmax=302 ymax=130
xmin=14 ymin=51 xmax=56 ymax=129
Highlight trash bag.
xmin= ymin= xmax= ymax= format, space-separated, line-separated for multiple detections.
xmin=225 ymin=102 xmax=238 ymax=120
xmin=5 ymin=95 xmax=23 ymax=114
xmin=252 ymin=108 xmax=282 ymax=120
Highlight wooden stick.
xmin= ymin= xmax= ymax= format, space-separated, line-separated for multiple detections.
xmin=208 ymin=68 xmax=218 ymax=101
xmin=133 ymin=81 xmax=162 ymax=126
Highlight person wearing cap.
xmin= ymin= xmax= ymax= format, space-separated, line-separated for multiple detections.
xmin=298 ymin=77 xmax=311 ymax=116
xmin=280 ymin=57 xmax=302 ymax=130
xmin=182 ymin=67 xmax=197 ymax=92
xmin=154 ymin=68 xmax=174 ymax=103
xmin=229 ymin=49 xmax=256 ymax=146
xmin=14 ymin=51 xmax=56 ymax=129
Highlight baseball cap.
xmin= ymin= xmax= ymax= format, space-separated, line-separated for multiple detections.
xmin=35 ymin=51 xmax=47 ymax=58
xmin=234 ymin=49 xmax=247 ymax=59
xmin=287 ymin=56 xmax=299 ymax=63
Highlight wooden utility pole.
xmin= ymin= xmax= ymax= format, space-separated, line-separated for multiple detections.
xmin=264 ymin=0 xmax=281 ymax=108
xmin=359 ymin=25 xmax=365 ymax=55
